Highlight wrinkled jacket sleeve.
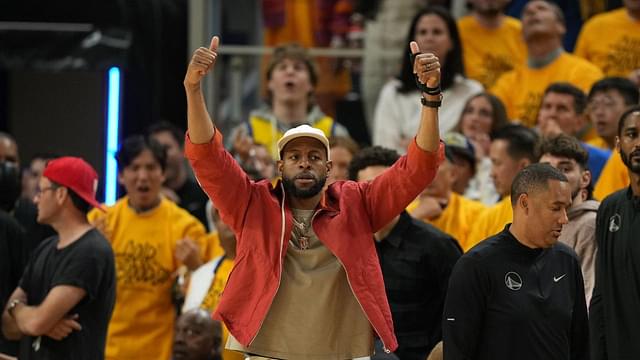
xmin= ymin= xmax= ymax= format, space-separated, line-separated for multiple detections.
xmin=359 ymin=139 xmax=444 ymax=232
xmin=184 ymin=130 xmax=253 ymax=235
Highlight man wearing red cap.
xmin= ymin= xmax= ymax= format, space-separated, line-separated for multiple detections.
xmin=183 ymin=36 xmax=444 ymax=358
xmin=1 ymin=157 xmax=116 ymax=360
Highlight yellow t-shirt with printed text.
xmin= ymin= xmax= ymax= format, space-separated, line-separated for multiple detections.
xmin=410 ymin=192 xmax=487 ymax=251
xmin=465 ymin=196 xmax=513 ymax=252
xmin=594 ymin=151 xmax=629 ymax=201
xmin=88 ymin=197 xmax=207 ymax=360
xmin=457 ymin=15 xmax=527 ymax=88
xmin=491 ymin=52 xmax=603 ymax=127
xmin=574 ymin=8 xmax=640 ymax=77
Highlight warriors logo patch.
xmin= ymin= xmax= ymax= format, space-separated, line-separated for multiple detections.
xmin=505 ymin=271 xmax=523 ymax=291
xmin=609 ymin=214 xmax=621 ymax=233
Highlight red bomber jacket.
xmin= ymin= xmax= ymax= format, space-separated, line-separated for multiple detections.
xmin=184 ymin=129 xmax=444 ymax=352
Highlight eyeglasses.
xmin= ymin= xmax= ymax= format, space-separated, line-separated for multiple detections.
xmin=34 ymin=186 xmax=58 ymax=197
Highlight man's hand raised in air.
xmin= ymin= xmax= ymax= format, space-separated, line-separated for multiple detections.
xmin=184 ymin=36 xmax=219 ymax=89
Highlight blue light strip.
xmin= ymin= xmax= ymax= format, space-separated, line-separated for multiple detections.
xmin=105 ymin=67 xmax=121 ymax=205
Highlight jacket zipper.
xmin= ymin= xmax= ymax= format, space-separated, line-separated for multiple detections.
xmin=334 ymin=254 xmax=391 ymax=354
xmin=249 ymin=184 xmax=287 ymax=345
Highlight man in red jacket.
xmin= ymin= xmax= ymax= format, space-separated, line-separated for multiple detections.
xmin=183 ymin=35 xmax=444 ymax=359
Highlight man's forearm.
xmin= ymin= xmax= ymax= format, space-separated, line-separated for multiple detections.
xmin=12 ymin=304 xmax=47 ymax=336
xmin=185 ymin=84 xmax=215 ymax=144
xmin=2 ymin=308 xmax=22 ymax=340
xmin=415 ymin=94 xmax=441 ymax=152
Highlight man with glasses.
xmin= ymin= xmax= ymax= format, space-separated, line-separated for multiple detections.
xmin=1 ymin=157 xmax=116 ymax=360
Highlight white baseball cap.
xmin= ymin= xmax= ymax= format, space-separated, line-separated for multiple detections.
xmin=276 ymin=124 xmax=331 ymax=160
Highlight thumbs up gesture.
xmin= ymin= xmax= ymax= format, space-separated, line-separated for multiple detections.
xmin=184 ymin=36 xmax=220 ymax=87
xmin=410 ymin=41 xmax=441 ymax=91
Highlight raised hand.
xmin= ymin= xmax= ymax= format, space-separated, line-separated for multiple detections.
xmin=184 ymin=36 xmax=220 ymax=87
xmin=410 ymin=41 xmax=441 ymax=90
xmin=175 ymin=237 xmax=202 ymax=271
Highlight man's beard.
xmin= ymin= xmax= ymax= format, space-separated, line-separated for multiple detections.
xmin=620 ymin=148 xmax=640 ymax=175
xmin=282 ymin=172 xmax=327 ymax=199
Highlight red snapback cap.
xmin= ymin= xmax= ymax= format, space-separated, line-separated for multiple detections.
xmin=42 ymin=156 xmax=105 ymax=211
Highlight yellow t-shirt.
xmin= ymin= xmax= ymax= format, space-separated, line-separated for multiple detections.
xmin=411 ymin=192 xmax=487 ymax=251
xmin=593 ymin=151 xmax=629 ymax=201
xmin=465 ymin=196 xmax=513 ymax=252
xmin=88 ymin=197 xmax=207 ymax=360
xmin=491 ymin=52 xmax=603 ymax=127
xmin=585 ymin=136 xmax=611 ymax=150
xmin=457 ymin=15 xmax=527 ymax=88
xmin=579 ymin=125 xmax=602 ymax=145
xmin=574 ymin=8 xmax=640 ymax=77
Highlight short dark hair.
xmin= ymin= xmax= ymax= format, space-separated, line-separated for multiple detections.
xmin=50 ymin=181 xmax=92 ymax=215
xmin=618 ymin=105 xmax=640 ymax=136
xmin=115 ymin=135 xmax=167 ymax=172
xmin=266 ymin=43 xmax=318 ymax=87
xmin=493 ymin=125 xmax=540 ymax=162
xmin=348 ymin=146 xmax=400 ymax=181
xmin=147 ymin=121 xmax=185 ymax=148
xmin=511 ymin=163 xmax=568 ymax=206
xmin=398 ymin=6 xmax=464 ymax=93
xmin=539 ymin=134 xmax=593 ymax=198
xmin=538 ymin=134 xmax=589 ymax=169
xmin=544 ymin=82 xmax=587 ymax=115
xmin=588 ymin=77 xmax=640 ymax=106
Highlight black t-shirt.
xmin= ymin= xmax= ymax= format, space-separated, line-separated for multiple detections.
xmin=0 ymin=210 xmax=28 ymax=356
xmin=176 ymin=177 xmax=209 ymax=230
xmin=443 ymin=225 xmax=589 ymax=360
xmin=18 ymin=228 xmax=116 ymax=360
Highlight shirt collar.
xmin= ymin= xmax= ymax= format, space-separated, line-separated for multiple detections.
xmin=382 ymin=211 xmax=411 ymax=248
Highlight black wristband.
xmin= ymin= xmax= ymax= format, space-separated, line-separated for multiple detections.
xmin=424 ymin=85 xmax=441 ymax=95
xmin=421 ymin=94 xmax=443 ymax=108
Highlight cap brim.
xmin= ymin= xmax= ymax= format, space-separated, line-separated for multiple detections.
xmin=277 ymin=134 xmax=330 ymax=160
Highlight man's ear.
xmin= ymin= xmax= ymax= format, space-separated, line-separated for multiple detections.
xmin=56 ymin=186 xmax=69 ymax=206
xmin=326 ymin=160 xmax=332 ymax=174
xmin=580 ymin=169 xmax=592 ymax=190
xmin=276 ymin=160 xmax=284 ymax=176
xmin=518 ymin=193 xmax=529 ymax=214
xmin=117 ymin=172 xmax=125 ymax=186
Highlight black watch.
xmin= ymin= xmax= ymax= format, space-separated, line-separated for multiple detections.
xmin=421 ymin=94 xmax=443 ymax=108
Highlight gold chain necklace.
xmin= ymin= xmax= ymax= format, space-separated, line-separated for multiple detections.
xmin=291 ymin=212 xmax=313 ymax=250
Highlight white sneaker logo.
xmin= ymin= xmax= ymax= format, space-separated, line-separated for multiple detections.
xmin=553 ymin=274 xmax=566 ymax=282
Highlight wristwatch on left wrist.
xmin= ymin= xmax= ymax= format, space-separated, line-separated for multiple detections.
xmin=7 ymin=299 xmax=22 ymax=317
xmin=421 ymin=93 xmax=443 ymax=108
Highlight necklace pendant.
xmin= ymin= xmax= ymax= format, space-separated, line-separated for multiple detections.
xmin=299 ymin=236 xmax=310 ymax=250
